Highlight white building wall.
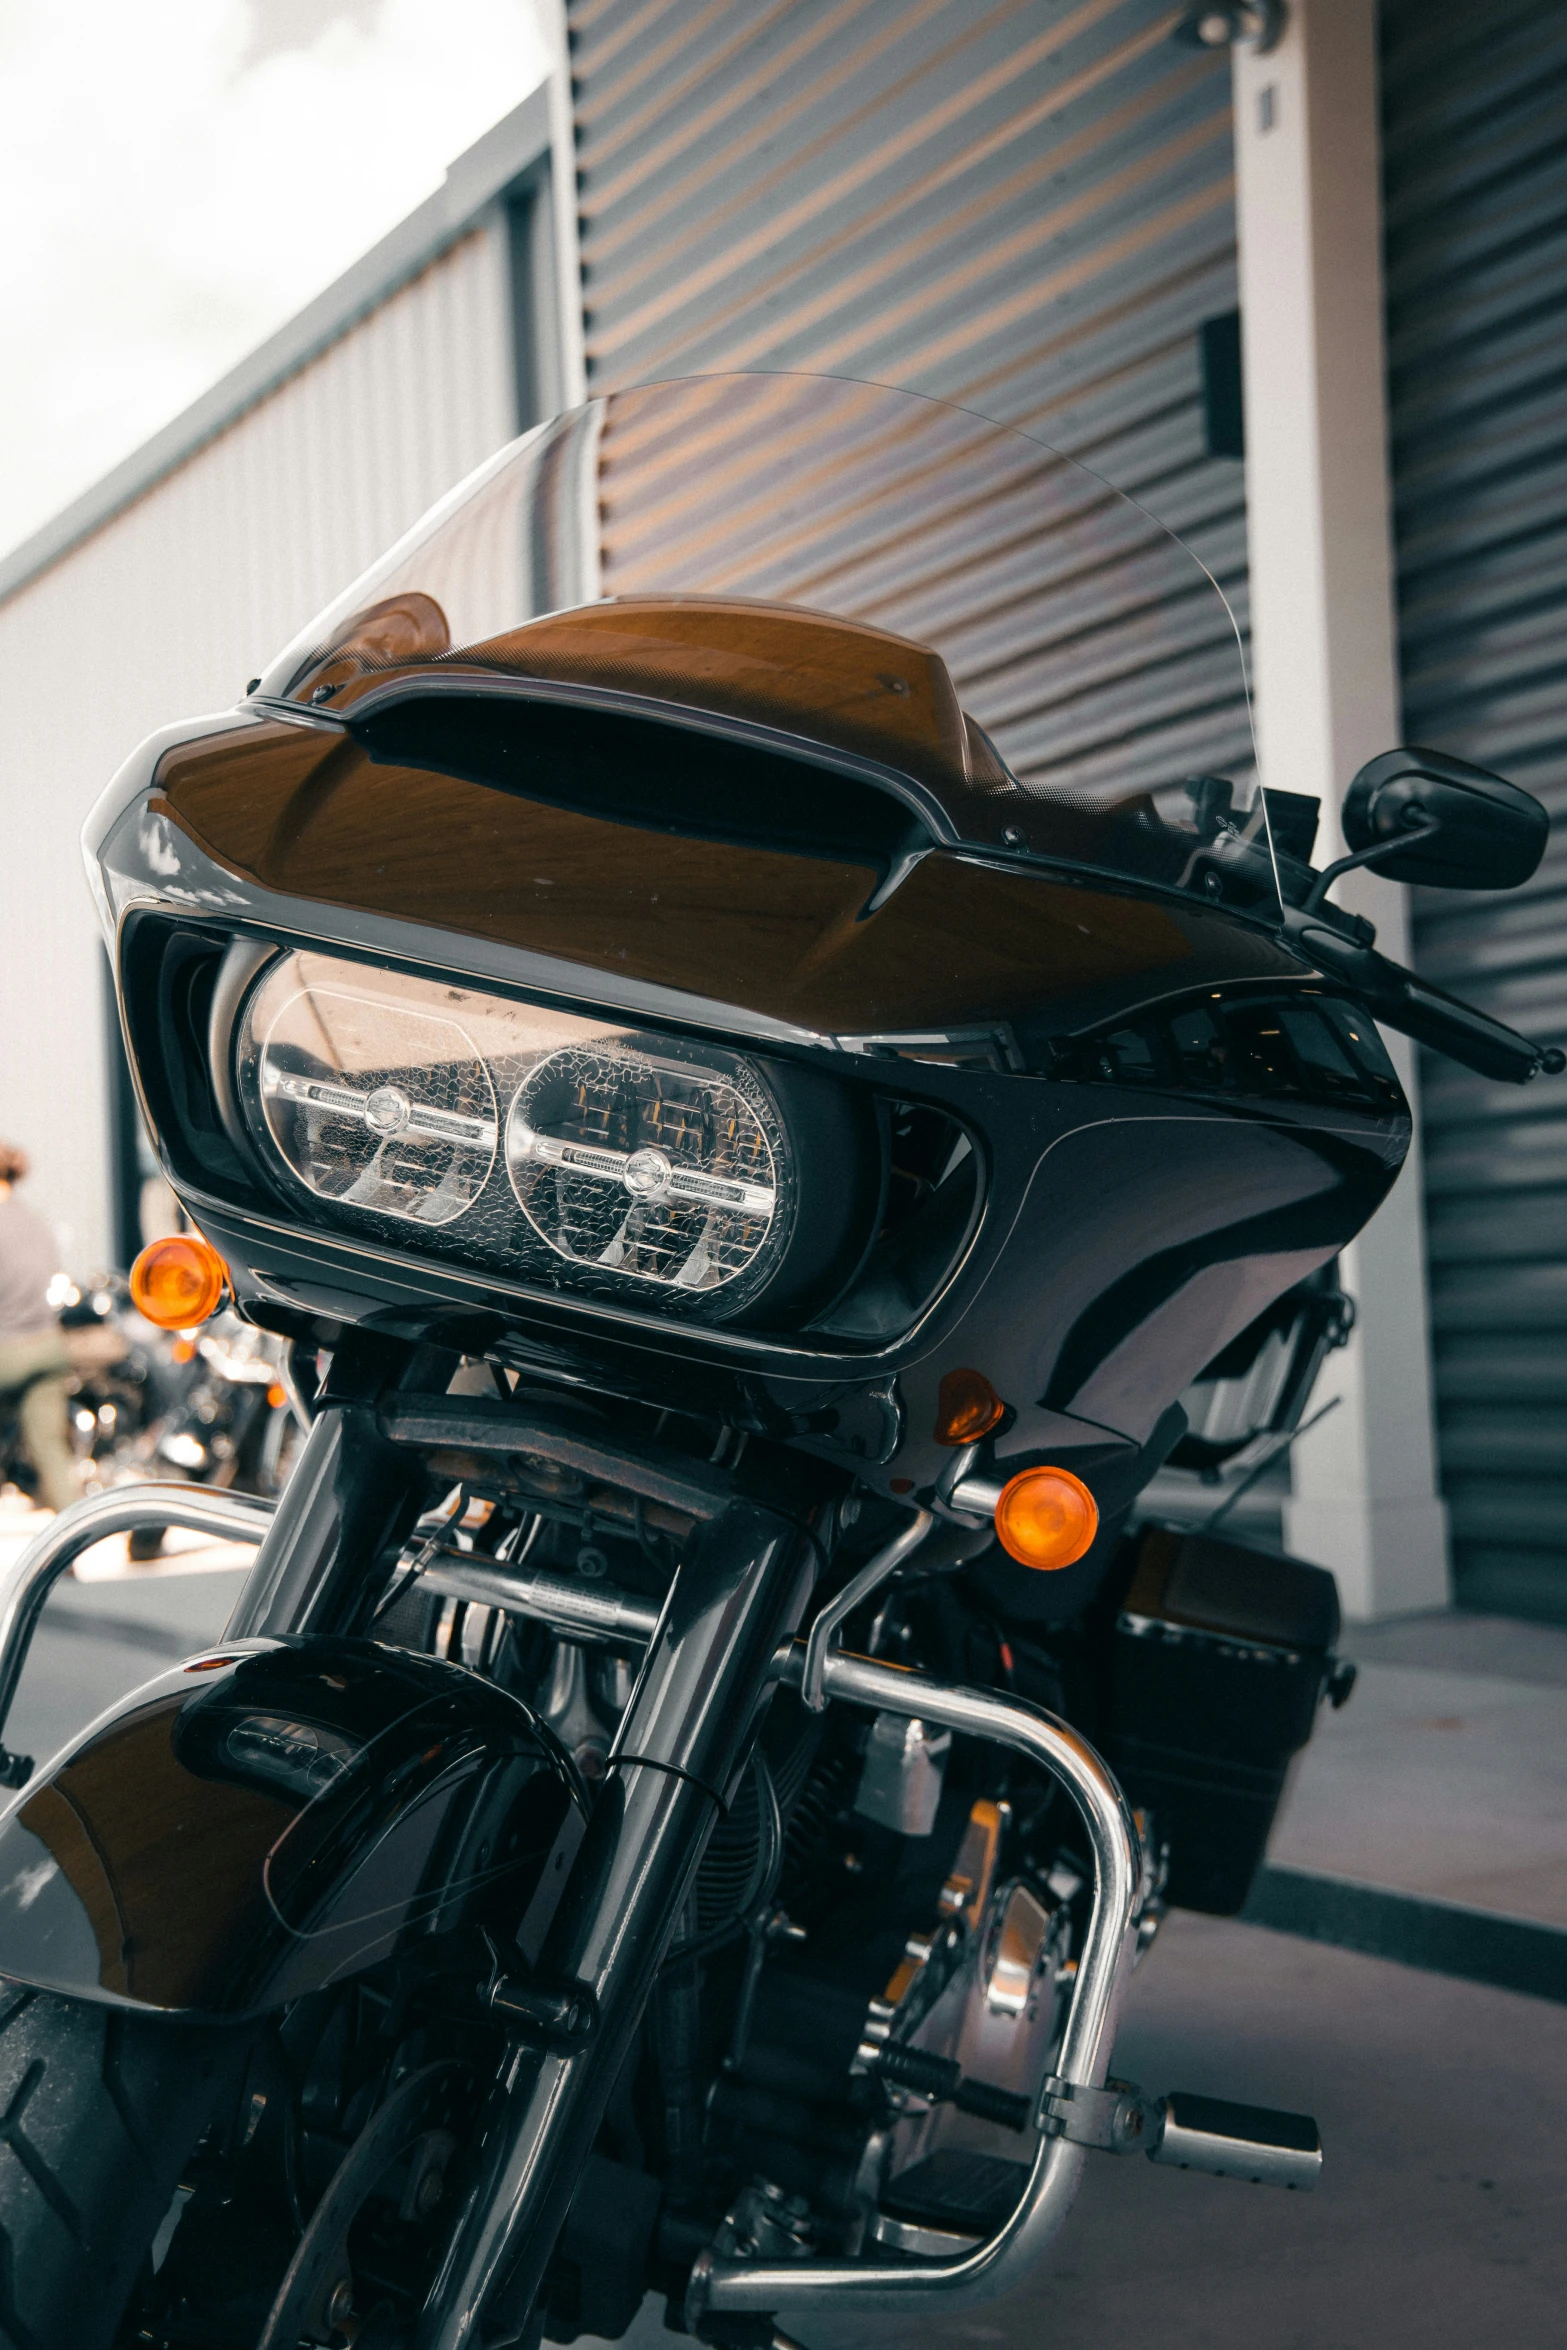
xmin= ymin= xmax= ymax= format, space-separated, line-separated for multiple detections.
xmin=1231 ymin=0 xmax=1448 ymax=1616
xmin=0 ymin=221 xmax=516 ymax=1273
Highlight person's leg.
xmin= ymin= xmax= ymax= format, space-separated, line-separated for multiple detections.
xmin=18 ymin=1373 xmax=79 ymax=1513
xmin=0 ymin=1332 xmax=79 ymax=1515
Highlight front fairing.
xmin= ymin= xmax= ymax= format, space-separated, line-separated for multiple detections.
xmin=83 ymin=374 xmax=1409 ymax=1499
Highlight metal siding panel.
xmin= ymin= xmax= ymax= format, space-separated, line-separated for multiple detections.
xmin=569 ymin=0 xmax=1248 ymax=821
xmin=572 ymin=2 xmax=1237 ymax=444
xmin=0 ymin=226 xmax=514 ymax=1270
xmin=1383 ymin=0 xmax=1567 ymax=1616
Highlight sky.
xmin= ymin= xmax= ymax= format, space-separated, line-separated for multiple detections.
xmin=0 ymin=0 xmax=549 ymax=561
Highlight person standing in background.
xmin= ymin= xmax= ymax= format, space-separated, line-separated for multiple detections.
xmin=0 ymin=1143 xmax=78 ymax=1514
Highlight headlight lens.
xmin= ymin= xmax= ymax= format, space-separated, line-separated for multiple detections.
xmin=235 ymin=951 xmax=798 ymax=1317
xmin=507 ymin=1044 xmax=781 ymax=1295
xmin=249 ymin=978 xmax=499 ymax=1227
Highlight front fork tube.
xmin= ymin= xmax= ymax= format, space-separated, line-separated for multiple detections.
xmin=225 ymin=1346 xmax=433 ymax=1642
xmin=420 ymin=1501 xmax=818 ymax=2350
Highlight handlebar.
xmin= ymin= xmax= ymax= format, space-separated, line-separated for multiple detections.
xmin=1283 ymin=909 xmax=1565 ymax=1085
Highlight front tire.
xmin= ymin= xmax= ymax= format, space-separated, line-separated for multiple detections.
xmin=0 ymin=1982 xmax=244 ymax=2350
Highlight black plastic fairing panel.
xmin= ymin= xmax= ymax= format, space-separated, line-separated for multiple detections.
xmin=0 ymin=1639 xmax=586 ymax=2018
xmin=92 ymin=715 xmax=1412 ymax=1498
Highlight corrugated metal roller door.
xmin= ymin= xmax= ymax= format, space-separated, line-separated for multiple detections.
xmin=567 ymin=0 xmax=1251 ymax=782
xmin=1383 ymin=0 xmax=1567 ymax=1620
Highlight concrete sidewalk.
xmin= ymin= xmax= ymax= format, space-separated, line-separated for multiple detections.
xmin=1272 ymin=1610 xmax=1567 ymax=1925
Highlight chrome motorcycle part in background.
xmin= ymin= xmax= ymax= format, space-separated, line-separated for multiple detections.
xmin=1147 ymin=2092 xmax=1321 ymax=2189
xmin=423 ymin=1500 xmax=817 ymax=2349
xmin=424 ymin=1548 xmax=661 ymax=1646
xmin=378 ymin=1390 xmax=732 ymax=1523
xmin=852 ymin=1708 xmax=951 ymax=1836
xmin=1032 ymin=2075 xmax=1320 ymax=2190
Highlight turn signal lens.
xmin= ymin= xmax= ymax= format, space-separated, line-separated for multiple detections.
xmin=933 ymin=1366 xmax=1006 ymax=1446
xmin=130 ymin=1234 xmax=229 ymax=1329
xmin=993 ymin=1466 xmax=1099 ymax=1571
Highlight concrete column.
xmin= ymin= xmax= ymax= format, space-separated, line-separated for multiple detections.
xmin=1231 ymin=0 xmax=1449 ymax=1617
xmin=538 ymin=1 xmax=588 ymax=409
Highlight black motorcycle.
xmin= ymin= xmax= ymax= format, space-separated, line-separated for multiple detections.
xmin=0 ymin=1274 xmax=170 ymax=1507
xmin=0 ymin=374 xmax=1555 ymax=2349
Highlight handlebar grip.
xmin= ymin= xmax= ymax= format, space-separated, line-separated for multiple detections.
xmin=1378 ymin=981 xmax=1561 ymax=1085
xmin=1285 ymin=910 xmax=1563 ymax=1084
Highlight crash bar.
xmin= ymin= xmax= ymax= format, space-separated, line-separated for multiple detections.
xmin=0 ymin=1484 xmax=277 ymax=1766
xmin=434 ymin=1550 xmax=1146 ymax=2327
xmin=689 ymin=1649 xmax=1143 ymax=2324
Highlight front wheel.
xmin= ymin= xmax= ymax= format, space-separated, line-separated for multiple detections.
xmin=0 ymin=1982 xmax=245 ymax=2350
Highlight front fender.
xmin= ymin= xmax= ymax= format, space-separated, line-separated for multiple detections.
xmin=0 ymin=1637 xmax=586 ymax=2019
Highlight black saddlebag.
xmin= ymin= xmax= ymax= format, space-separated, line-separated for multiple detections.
xmin=1104 ymin=1524 xmax=1346 ymax=1915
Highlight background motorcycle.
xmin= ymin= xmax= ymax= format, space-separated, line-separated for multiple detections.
xmin=122 ymin=1311 xmax=308 ymax=1553
xmin=0 ymin=1273 xmax=173 ymax=1507
xmin=0 ymin=372 xmax=1555 ymax=2350
xmin=1 ymin=1282 xmax=303 ymax=1551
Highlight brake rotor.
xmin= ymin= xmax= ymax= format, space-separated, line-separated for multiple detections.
xmin=256 ymin=2061 xmax=470 ymax=2350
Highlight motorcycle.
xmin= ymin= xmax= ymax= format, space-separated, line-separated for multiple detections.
xmin=0 ymin=1273 xmax=165 ymax=1507
xmin=0 ymin=372 xmax=1555 ymax=2349
xmin=0 ymin=1279 xmax=302 ymax=1549
xmin=126 ymin=1308 xmax=308 ymax=1545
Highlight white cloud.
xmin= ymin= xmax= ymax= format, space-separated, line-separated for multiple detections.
xmin=0 ymin=0 xmax=547 ymax=558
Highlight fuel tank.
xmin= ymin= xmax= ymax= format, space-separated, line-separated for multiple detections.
xmin=0 ymin=1638 xmax=586 ymax=2019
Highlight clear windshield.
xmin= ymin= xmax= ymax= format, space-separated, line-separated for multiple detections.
xmin=256 ymin=373 xmax=1279 ymax=919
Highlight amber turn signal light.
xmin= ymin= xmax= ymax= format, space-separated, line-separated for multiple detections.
xmin=933 ymin=1366 xmax=1006 ymax=1446
xmin=129 ymin=1233 xmax=229 ymax=1330
xmin=993 ymin=1466 xmax=1099 ymax=1571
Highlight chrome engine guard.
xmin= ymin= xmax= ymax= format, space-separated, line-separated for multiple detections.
xmin=688 ymin=1645 xmax=1144 ymax=2325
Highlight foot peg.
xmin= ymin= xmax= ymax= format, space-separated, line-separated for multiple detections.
xmin=1149 ymin=2091 xmax=1322 ymax=2191
xmin=1042 ymin=2077 xmax=1321 ymax=2190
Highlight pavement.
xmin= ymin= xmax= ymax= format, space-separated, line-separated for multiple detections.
xmin=3 ymin=1493 xmax=1564 ymax=2345
xmin=1272 ymin=1609 xmax=1567 ymax=1925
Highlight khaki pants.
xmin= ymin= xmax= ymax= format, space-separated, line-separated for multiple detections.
xmin=0 ymin=1328 xmax=78 ymax=1515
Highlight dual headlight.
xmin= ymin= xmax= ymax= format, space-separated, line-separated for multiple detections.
xmin=233 ymin=950 xmax=866 ymax=1324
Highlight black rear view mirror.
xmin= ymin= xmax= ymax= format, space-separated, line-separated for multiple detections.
xmin=1340 ymin=747 xmax=1547 ymax=890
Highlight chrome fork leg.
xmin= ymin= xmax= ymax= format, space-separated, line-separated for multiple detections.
xmin=226 ymin=1343 xmax=432 ymax=1640
xmin=420 ymin=1500 xmax=817 ymax=2350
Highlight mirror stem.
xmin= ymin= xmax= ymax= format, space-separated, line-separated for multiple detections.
xmin=1301 ymin=817 xmax=1443 ymax=915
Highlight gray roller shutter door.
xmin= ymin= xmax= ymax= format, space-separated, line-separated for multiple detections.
xmin=1383 ymin=0 xmax=1567 ymax=1619
xmin=567 ymin=0 xmax=1252 ymax=780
